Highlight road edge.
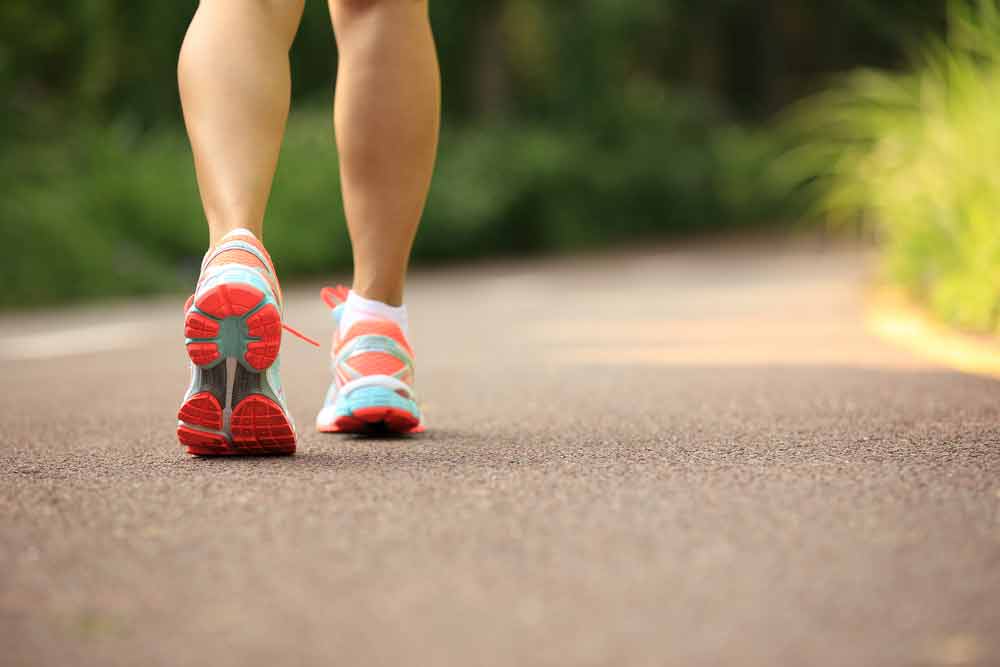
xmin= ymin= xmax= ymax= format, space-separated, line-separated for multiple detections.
xmin=866 ymin=289 xmax=1000 ymax=380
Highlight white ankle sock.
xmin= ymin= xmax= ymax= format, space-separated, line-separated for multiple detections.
xmin=340 ymin=290 xmax=408 ymax=337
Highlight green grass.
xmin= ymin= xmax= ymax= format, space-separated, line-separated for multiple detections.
xmin=2 ymin=93 xmax=787 ymax=309
xmin=784 ymin=0 xmax=1000 ymax=334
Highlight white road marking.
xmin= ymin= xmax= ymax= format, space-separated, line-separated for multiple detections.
xmin=0 ymin=321 xmax=165 ymax=361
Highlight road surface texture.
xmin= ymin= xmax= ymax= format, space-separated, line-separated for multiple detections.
xmin=2 ymin=238 xmax=998 ymax=666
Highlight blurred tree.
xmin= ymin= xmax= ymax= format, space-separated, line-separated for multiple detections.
xmin=0 ymin=0 xmax=969 ymax=307
xmin=2 ymin=0 xmax=949 ymax=138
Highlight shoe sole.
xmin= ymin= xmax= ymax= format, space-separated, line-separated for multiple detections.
xmin=330 ymin=409 xmax=423 ymax=434
xmin=184 ymin=282 xmax=282 ymax=370
xmin=178 ymin=273 xmax=295 ymax=456
xmin=318 ymin=384 xmax=423 ymax=435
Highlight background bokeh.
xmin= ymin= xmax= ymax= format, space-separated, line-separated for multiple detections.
xmin=2 ymin=1 xmax=996 ymax=333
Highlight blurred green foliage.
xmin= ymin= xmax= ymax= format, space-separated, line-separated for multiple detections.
xmin=785 ymin=0 xmax=1000 ymax=334
xmin=1 ymin=0 xmax=954 ymax=307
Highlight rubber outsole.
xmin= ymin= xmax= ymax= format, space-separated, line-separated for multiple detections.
xmin=177 ymin=425 xmax=231 ymax=455
xmin=331 ymin=407 xmax=423 ymax=434
xmin=231 ymin=395 xmax=296 ymax=451
xmin=177 ymin=392 xmax=223 ymax=431
xmin=184 ymin=282 xmax=281 ymax=370
xmin=177 ymin=392 xmax=295 ymax=456
xmin=317 ymin=383 xmax=423 ymax=435
xmin=178 ymin=276 xmax=295 ymax=456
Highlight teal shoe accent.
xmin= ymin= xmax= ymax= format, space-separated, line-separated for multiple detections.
xmin=336 ymin=386 xmax=420 ymax=420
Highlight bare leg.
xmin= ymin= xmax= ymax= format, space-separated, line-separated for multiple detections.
xmin=178 ymin=0 xmax=305 ymax=248
xmin=329 ymin=0 xmax=441 ymax=306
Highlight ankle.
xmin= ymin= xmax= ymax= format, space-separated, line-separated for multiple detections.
xmin=208 ymin=222 xmax=264 ymax=249
xmin=202 ymin=228 xmax=273 ymax=275
xmin=217 ymin=228 xmax=261 ymax=245
xmin=351 ymin=286 xmax=404 ymax=307
xmin=340 ymin=290 xmax=408 ymax=337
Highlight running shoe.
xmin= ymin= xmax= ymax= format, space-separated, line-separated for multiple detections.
xmin=177 ymin=230 xmax=315 ymax=455
xmin=315 ymin=286 xmax=423 ymax=434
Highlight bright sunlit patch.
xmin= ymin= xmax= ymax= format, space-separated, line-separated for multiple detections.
xmin=533 ymin=317 xmax=927 ymax=370
xmin=867 ymin=295 xmax=1000 ymax=379
xmin=0 ymin=322 xmax=161 ymax=361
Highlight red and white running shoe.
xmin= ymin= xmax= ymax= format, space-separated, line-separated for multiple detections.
xmin=177 ymin=230 xmax=316 ymax=455
xmin=315 ymin=286 xmax=423 ymax=434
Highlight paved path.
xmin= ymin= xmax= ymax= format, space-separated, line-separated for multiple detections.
xmin=2 ymin=239 xmax=998 ymax=666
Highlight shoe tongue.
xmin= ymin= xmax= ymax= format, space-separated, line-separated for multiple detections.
xmin=320 ymin=285 xmax=350 ymax=309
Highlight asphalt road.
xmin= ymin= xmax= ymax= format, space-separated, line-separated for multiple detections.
xmin=2 ymin=239 xmax=998 ymax=666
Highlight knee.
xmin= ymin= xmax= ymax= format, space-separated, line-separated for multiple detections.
xmin=203 ymin=0 xmax=304 ymax=11
xmin=256 ymin=0 xmax=305 ymax=18
xmin=202 ymin=0 xmax=305 ymax=25
xmin=330 ymin=0 xmax=427 ymax=18
xmin=250 ymin=0 xmax=305 ymax=40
